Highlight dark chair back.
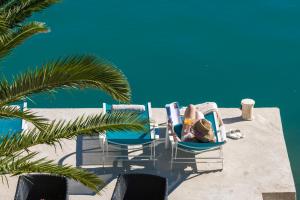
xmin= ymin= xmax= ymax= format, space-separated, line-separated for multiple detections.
xmin=14 ymin=174 xmax=68 ymax=200
xmin=112 ymin=173 xmax=168 ymax=200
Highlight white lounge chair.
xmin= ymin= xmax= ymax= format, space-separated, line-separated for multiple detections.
xmin=165 ymin=102 xmax=226 ymax=170
xmin=100 ymin=102 xmax=159 ymax=167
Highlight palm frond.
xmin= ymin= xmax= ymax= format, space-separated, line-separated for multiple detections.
xmin=0 ymin=0 xmax=15 ymax=10
xmin=0 ymin=17 xmax=8 ymax=32
xmin=0 ymin=105 xmax=48 ymax=130
xmin=2 ymin=0 xmax=59 ymax=27
xmin=0 ymin=21 xmax=48 ymax=59
xmin=0 ymin=112 xmax=147 ymax=156
xmin=0 ymin=55 xmax=131 ymax=106
xmin=0 ymin=151 xmax=102 ymax=193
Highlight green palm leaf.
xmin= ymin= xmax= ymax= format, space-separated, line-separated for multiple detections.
xmin=2 ymin=0 xmax=59 ymax=27
xmin=0 ymin=106 xmax=48 ymax=130
xmin=0 ymin=112 xmax=147 ymax=156
xmin=0 ymin=0 xmax=15 ymax=10
xmin=0 ymin=21 xmax=48 ymax=59
xmin=0 ymin=0 xmax=138 ymax=195
xmin=0 ymin=151 xmax=102 ymax=193
xmin=0 ymin=17 xmax=8 ymax=32
xmin=0 ymin=55 xmax=131 ymax=106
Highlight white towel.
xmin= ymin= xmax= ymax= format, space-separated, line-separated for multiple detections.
xmin=180 ymin=102 xmax=218 ymax=115
xmin=195 ymin=102 xmax=218 ymax=114
xmin=196 ymin=111 xmax=205 ymax=120
xmin=112 ymin=104 xmax=145 ymax=112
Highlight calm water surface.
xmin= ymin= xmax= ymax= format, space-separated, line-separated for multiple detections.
xmin=2 ymin=0 xmax=300 ymax=197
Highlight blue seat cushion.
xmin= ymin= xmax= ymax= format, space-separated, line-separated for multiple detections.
xmin=178 ymin=141 xmax=225 ymax=151
xmin=105 ymin=103 xmax=152 ymax=145
xmin=107 ymin=131 xmax=151 ymax=145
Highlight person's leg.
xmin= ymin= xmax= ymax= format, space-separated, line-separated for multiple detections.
xmin=181 ymin=104 xmax=196 ymax=141
xmin=184 ymin=104 xmax=196 ymax=120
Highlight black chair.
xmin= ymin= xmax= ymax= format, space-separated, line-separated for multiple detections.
xmin=14 ymin=174 xmax=68 ymax=200
xmin=111 ymin=173 xmax=168 ymax=200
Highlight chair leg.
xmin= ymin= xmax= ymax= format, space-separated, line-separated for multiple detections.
xmin=153 ymin=141 xmax=156 ymax=167
xmin=102 ymin=140 xmax=105 ymax=168
xmin=170 ymin=144 xmax=174 ymax=170
xmin=175 ymin=145 xmax=178 ymax=161
xmin=220 ymin=146 xmax=224 ymax=171
xmin=106 ymin=141 xmax=109 ymax=168
xmin=150 ymin=142 xmax=153 ymax=160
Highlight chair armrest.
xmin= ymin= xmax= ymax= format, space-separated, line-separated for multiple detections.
xmin=219 ymin=125 xmax=227 ymax=141
xmin=150 ymin=122 xmax=161 ymax=140
xmin=155 ymin=134 xmax=160 ymax=140
xmin=99 ymin=133 xmax=106 ymax=142
xmin=99 ymin=133 xmax=106 ymax=148
xmin=22 ymin=102 xmax=28 ymax=130
xmin=167 ymin=123 xmax=180 ymax=143
xmin=169 ymin=134 xmax=177 ymax=145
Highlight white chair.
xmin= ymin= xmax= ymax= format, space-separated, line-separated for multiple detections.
xmin=100 ymin=102 xmax=159 ymax=167
xmin=165 ymin=102 xmax=226 ymax=170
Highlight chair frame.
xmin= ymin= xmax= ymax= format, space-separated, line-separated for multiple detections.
xmin=22 ymin=101 xmax=28 ymax=130
xmin=100 ymin=102 xmax=159 ymax=167
xmin=166 ymin=102 xmax=226 ymax=171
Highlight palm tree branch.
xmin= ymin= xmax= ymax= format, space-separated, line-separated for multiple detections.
xmin=0 ymin=0 xmax=15 ymax=10
xmin=0 ymin=106 xmax=48 ymax=130
xmin=0 ymin=0 xmax=19 ymax=9
xmin=0 ymin=55 xmax=131 ymax=106
xmin=2 ymin=0 xmax=59 ymax=27
xmin=0 ymin=21 xmax=48 ymax=59
xmin=0 ymin=152 xmax=102 ymax=193
xmin=0 ymin=112 xmax=148 ymax=156
xmin=0 ymin=17 xmax=8 ymax=32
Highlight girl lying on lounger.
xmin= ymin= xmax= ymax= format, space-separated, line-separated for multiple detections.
xmin=181 ymin=104 xmax=224 ymax=143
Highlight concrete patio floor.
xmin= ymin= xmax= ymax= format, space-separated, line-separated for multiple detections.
xmin=0 ymin=107 xmax=296 ymax=200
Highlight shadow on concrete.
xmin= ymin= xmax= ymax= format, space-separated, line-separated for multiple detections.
xmin=223 ymin=116 xmax=243 ymax=124
xmin=59 ymin=128 xmax=222 ymax=196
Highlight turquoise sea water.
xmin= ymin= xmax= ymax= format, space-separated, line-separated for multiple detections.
xmin=2 ymin=0 xmax=300 ymax=196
